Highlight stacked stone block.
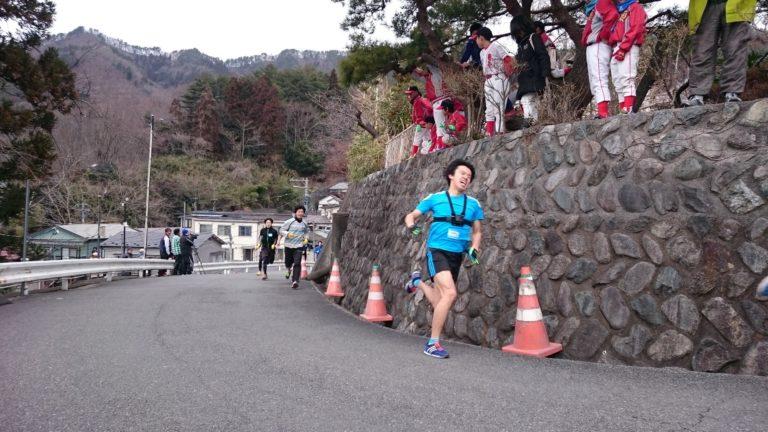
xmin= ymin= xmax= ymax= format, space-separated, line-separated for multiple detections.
xmin=337 ymin=99 xmax=768 ymax=375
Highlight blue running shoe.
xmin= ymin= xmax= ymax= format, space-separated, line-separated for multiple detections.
xmin=423 ymin=342 xmax=449 ymax=359
xmin=405 ymin=270 xmax=421 ymax=294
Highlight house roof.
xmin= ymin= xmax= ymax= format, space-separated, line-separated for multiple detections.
xmin=190 ymin=211 xmax=330 ymax=225
xmin=29 ymin=223 xmax=127 ymax=245
xmin=58 ymin=224 xmax=125 ymax=240
xmin=329 ymin=182 xmax=348 ymax=191
xmin=319 ymin=195 xmax=341 ymax=205
xmin=100 ymin=228 xmax=226 ymax=248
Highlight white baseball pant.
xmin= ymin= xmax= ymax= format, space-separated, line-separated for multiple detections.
xmin=586 ymin=42 xmax=612 ymax=103
xmin=432 ymin=98 xmax=449 ymax=146
xmin=484 ymin=74 xmax=510 ymax=133
xmin=610 ymin=45 xmax=640 ymax=99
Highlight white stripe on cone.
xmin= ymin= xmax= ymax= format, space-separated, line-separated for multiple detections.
xmin=368 ymin=291 xmax=384 ymax=300
xmin=370 ymin=276 xmax=381 ymax=284
xmin=329 ymin=275 xmax=341 ymax=282
xmin=516 ymin=308 xmax=544 ymax=322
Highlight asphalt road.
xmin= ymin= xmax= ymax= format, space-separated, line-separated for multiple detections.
xmin=1 ymin=273 xmax=766 ymax=432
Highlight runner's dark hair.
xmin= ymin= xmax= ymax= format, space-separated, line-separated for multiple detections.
xmin=444 ymin=159 xmax=475 ymax=185
xmin=264 ymin=218 xmax=273 ymax=223
xmin=294 ymin=205 xmax=306 ymax=213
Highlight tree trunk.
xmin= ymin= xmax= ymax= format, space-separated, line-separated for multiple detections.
xmin=241 ymin=127 xmax=246 ymax=158
xmin=414 ymin=0 xmax=452 ymax=63
xmin=356 ymin=110 xmax=380 ymax=139
xmin=634 ymin=36 xmax=667 ymax=111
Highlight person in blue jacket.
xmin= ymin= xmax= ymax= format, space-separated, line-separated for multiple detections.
xmin=459 ymin=22 xmax=483 ymax=69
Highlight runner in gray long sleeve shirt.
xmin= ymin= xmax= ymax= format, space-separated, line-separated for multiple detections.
xmin=280 ymin=205 xmax=310 ymax=289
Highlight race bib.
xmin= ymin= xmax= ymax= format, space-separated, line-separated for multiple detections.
xmin=447 ymin=228 xmax=460 ymax=239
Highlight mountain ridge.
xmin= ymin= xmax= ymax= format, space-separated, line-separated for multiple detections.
xmin=53 ymin=27 xmax=345 ymax=81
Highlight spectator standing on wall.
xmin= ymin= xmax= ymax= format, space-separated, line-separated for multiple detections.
xmin=609 ymin=0 xmax=647 ymax=113
xmin=510 ymin=16 xmax=551 ymax=124
xmin=459 ymin=22 xmax=483 ymax=69
xmin=279 ymin=205 xmax=310 ymax=289
xmin=172 ymin=228 xmax=182 ymax=275
xmin=414 ymin=66 xmax=465 ymax=151
xmin=685 ymin=0 xmax=757 ymax=105
xmin=258 ymin=218 xmax=278 ymax=280
xmin=476 ymin=27 xmax=515 ymax=137
xmin=582 ymin=0 xmax=619 ymax=119
xmin=406 ymin=86 xmax=434 ymax=157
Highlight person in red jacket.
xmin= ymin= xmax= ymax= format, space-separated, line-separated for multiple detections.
xmin=439 ymin=99 xmax=467 ymax=149
xmin=406 ymin=86 xmax=434 ymax=157
xmin=582 ymin=0 xmax=619 ymax=118
xmin=414 ymin=65 xmax=461 ymax=151
xmin=610 ymin=0 xmax=647 ymax=113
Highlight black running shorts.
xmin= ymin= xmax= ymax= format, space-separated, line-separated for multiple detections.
xmin=426 ymin=248 xmax=463 ymax=282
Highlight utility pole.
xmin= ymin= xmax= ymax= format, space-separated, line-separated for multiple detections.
xmin=143 ymin=115 xmax=155 ymax=255
xmin=290 ymin=177 xmax=310 ymax=209
xmin=21 ymin=180 xmax=30 ymax=296
xmin=96 ymin=195 xmax=102 ymax=258
xmin=121 ymin=198 xmax=129 ymax=257
xmin=77 ymin=202 xmax=90 ymax=223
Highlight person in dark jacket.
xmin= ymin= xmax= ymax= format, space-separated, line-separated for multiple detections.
xmin=179 ymin=228 xmax=195 ymax=275
xmin=158 ymin=227 xmax=172 ymax=276
xmin=459 ymin=22 xmax=483 ymax=69
xmin=510 ymin=15 xmax=550 ymax=124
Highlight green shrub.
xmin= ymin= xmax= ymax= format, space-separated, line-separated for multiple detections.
xmin=347 ymin=133 xmax=384 ymax=182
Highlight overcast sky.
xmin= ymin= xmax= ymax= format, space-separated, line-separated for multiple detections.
xmin=50 ymin=0 xmax=689 ymax=59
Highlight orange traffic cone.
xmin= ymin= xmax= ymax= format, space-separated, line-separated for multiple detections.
xmin=502 ymin=266 xmax=562 ymax=358
xmin=360 ymin=264 xmax=392 ymax=322
xmin=325 ymin=258 xmax=344 ymax=298
xmin=300 ymin=256 xmax=308 ymax=280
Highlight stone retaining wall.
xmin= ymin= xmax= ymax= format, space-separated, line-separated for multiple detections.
xmin=337 ymin=99 xmax=768 ymax=375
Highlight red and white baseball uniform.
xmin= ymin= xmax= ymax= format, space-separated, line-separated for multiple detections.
xmin=582 ymin=0 xmax=619 ymax=105
xmin=609 ymin=1 xmax=647 ymax=111
xmin=481 ymin=41 xmax=513 ymax=135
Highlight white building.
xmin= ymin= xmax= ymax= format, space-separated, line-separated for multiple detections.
xmin=317 ymin=195 xmax=342 ymax=219
xmin=185 ymin=210 xmax=331 ymax=261
xmin=329 ymin=182 xmax=348 ymax=197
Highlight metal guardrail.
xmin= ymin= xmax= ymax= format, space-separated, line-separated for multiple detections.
xmin=0 ymin=259 xmax=298 ymax=293
xmin=0 ymin=259 xmax=173 ymax=285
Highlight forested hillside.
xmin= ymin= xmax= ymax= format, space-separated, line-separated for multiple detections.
xmin=0 ymin=20 xmax=353 ymax=257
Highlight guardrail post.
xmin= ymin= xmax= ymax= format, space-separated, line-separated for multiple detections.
xmin=105 ymin=272 xmax=114 ymax=282
xmin=60 ymin=278 xmax=69 ymax=291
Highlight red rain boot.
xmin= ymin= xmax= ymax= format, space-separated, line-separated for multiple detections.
xmin=623 ymin=96 xmax=636 ymax=113
xmin=597 ymin=101 xmax=609 ymax=119
xmin=485 ymin=120 xmax=496 ymax=137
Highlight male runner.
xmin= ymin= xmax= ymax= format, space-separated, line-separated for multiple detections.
xmin=403 ymin=159 xmax=484 ymax=359
xmin=258 ymin=218 xmax=278 ymax=280
xmin=279 ymin=206 xmax=310 ymax=289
